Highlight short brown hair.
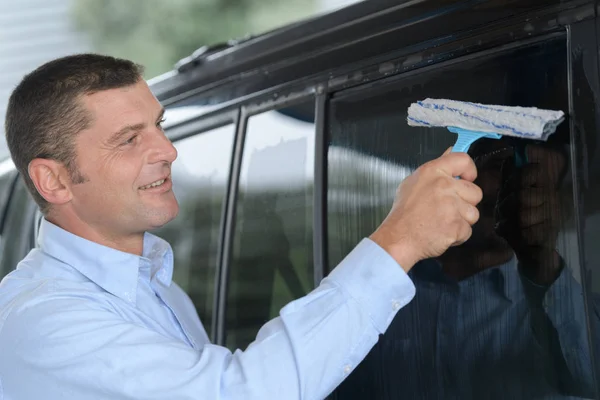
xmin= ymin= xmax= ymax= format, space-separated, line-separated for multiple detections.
xmin=5 ymin=54 xmax=144 ymax=214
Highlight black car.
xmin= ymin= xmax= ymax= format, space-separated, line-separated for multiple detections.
xmin=1 ymin=0 xmax=599 ymax=398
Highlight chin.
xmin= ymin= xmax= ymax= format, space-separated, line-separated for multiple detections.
xmin=159 ymin=206 xmax=180 ymax=226
xmin=145 ymin=204 xmax=180 ymax=230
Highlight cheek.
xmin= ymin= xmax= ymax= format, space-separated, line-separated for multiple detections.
xmin=100 ymin=153 xmax=144 ymax=189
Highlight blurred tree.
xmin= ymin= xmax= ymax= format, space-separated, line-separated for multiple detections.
xmin=71 ymin=0 xmax=316 ymax=78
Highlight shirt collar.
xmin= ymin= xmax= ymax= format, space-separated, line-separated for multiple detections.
xmin=411 ymin=255 xmax=522 ymax=302
xmin=142 ymin=229 xmax=174 ymax=287
xmin=38 ymin=219 xmax=174 ymax=305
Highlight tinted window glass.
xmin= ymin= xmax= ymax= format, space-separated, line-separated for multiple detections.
xmin=225 ymin=103 xmax=315 ymax=350
xmin=152 ymin=124 xmax=235 ymax=340
xmin=0 ymin=178 xmax=37 ymax=279
xmin=0 ymin=163 xmax=17 ymax=234
xmin=572 ymin=20 xmax=600 ymax=393
xmin=328 ymin=38 xmax=596 ymax=399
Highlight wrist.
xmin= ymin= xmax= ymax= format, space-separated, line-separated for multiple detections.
xmin=369 ymin=229 xmax=418 ymax=273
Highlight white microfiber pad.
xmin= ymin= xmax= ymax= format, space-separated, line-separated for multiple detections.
xmin=407 ymin=98 xmax=565 ymax=141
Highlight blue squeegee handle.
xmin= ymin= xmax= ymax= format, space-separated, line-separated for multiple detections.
xmin=447 ymin=127 xmax=503 ymax=153
xmin=447 ymin=127 xmax=528 ymax=166
xmin=447 ymin=127 xmax=529 ymax=178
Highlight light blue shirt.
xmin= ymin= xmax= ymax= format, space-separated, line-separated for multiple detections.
xmin=0 ymin=219 xmax=415 ymax=399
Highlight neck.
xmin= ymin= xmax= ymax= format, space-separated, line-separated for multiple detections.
xmin=46 ymin=213 xmax=144 ymax=256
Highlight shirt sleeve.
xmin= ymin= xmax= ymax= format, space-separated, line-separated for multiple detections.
xmin=0 ymin=238 xmax=415 ymax=400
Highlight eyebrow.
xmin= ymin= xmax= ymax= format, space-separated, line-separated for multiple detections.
xmin=107 ymin=108 xmax=166 ymax=146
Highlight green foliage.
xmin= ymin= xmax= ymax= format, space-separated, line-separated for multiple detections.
xmin=71 ymin=0 xmax=316 ymax=78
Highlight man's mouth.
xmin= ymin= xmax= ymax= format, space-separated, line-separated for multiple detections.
xmin=139 ymin=177 xmax=169 ymax=190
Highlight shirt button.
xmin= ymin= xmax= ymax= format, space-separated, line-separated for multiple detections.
xmin=343 ymin=365 xmax=352 ymax=374
xmin=392 ymin=300 xmax=401 ymax=311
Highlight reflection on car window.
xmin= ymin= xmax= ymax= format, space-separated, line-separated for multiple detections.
xmin=328 ymin=38 xmax=596 ymax=399
xmin=225 ymin=102 xmax=315 ymax=351
xmin=152 ymin=124 xmax=235 ymax=340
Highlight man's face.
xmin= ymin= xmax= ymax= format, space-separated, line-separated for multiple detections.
xmin=68 ymin=80 xmax=179 ymax=240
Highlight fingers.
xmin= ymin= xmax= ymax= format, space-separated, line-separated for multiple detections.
xmin=435 ymin=152 xmax=478 ymax=182
xmin=455 ymin=179 xmax=483 ymax=206
xmin=373 ymin=150 xmax=483 ymax=266
xmin=459 ymin=200 xmax=480 ymax=225
xmin=452 ymin=220 xmax=473 ymax=246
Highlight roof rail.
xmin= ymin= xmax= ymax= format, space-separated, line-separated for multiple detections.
xmin=174 ymin=35 xmax=254 ymax=73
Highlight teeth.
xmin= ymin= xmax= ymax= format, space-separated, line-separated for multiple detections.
xmin=140 ymin=178 xmax=166 ymax=190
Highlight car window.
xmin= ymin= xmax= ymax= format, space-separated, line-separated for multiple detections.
xmin=224 ymin=102 xmax=315 ymax=351
xmin=0 ymin=161 xmax=17 ymax=233
xmin=0 ymin=164 xmax=18 ymax=280
xmin=0 ymin=177 xmax=38 ymax=279
xmin=327 ymin=37 xmax=597 ymax=399
xmin=0 ymin=140 xmax=8 ymax=164
xmin=152 ymin=123 xmax=235 ymax=340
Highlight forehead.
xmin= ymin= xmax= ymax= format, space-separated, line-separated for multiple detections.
xmin=81 ymin=81 xmax=161 ymax=127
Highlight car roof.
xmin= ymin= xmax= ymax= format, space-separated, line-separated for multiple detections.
xmin=149 ymin=0 xmax=593 ymax=105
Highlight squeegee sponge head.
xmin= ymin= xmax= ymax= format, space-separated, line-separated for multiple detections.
xmin=407 ymin=98 xmax=565 ymax=141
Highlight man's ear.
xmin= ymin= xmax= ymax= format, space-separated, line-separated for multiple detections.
xmin=28 ymin=159 xmax=73 ymax=206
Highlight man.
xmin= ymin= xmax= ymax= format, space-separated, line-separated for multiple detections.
xmin=0 ymin=54 xmax=482 ymax=399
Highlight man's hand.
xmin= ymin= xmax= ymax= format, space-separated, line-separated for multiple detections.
xmin=369 ymin=149 xmax=483 ymax=272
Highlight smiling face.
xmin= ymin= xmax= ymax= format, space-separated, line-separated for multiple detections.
xmin=58 ymin=80 xmax=179 ymax=252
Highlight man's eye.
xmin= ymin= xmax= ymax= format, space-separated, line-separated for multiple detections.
xmin=157 ymin=118 xmax=166 ymax=129
xmin=123 ymin=135 xmax=138 ymax=145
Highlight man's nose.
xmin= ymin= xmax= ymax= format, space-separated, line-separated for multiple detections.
xmin=148 ymin=128 xmax=178 ymax=163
